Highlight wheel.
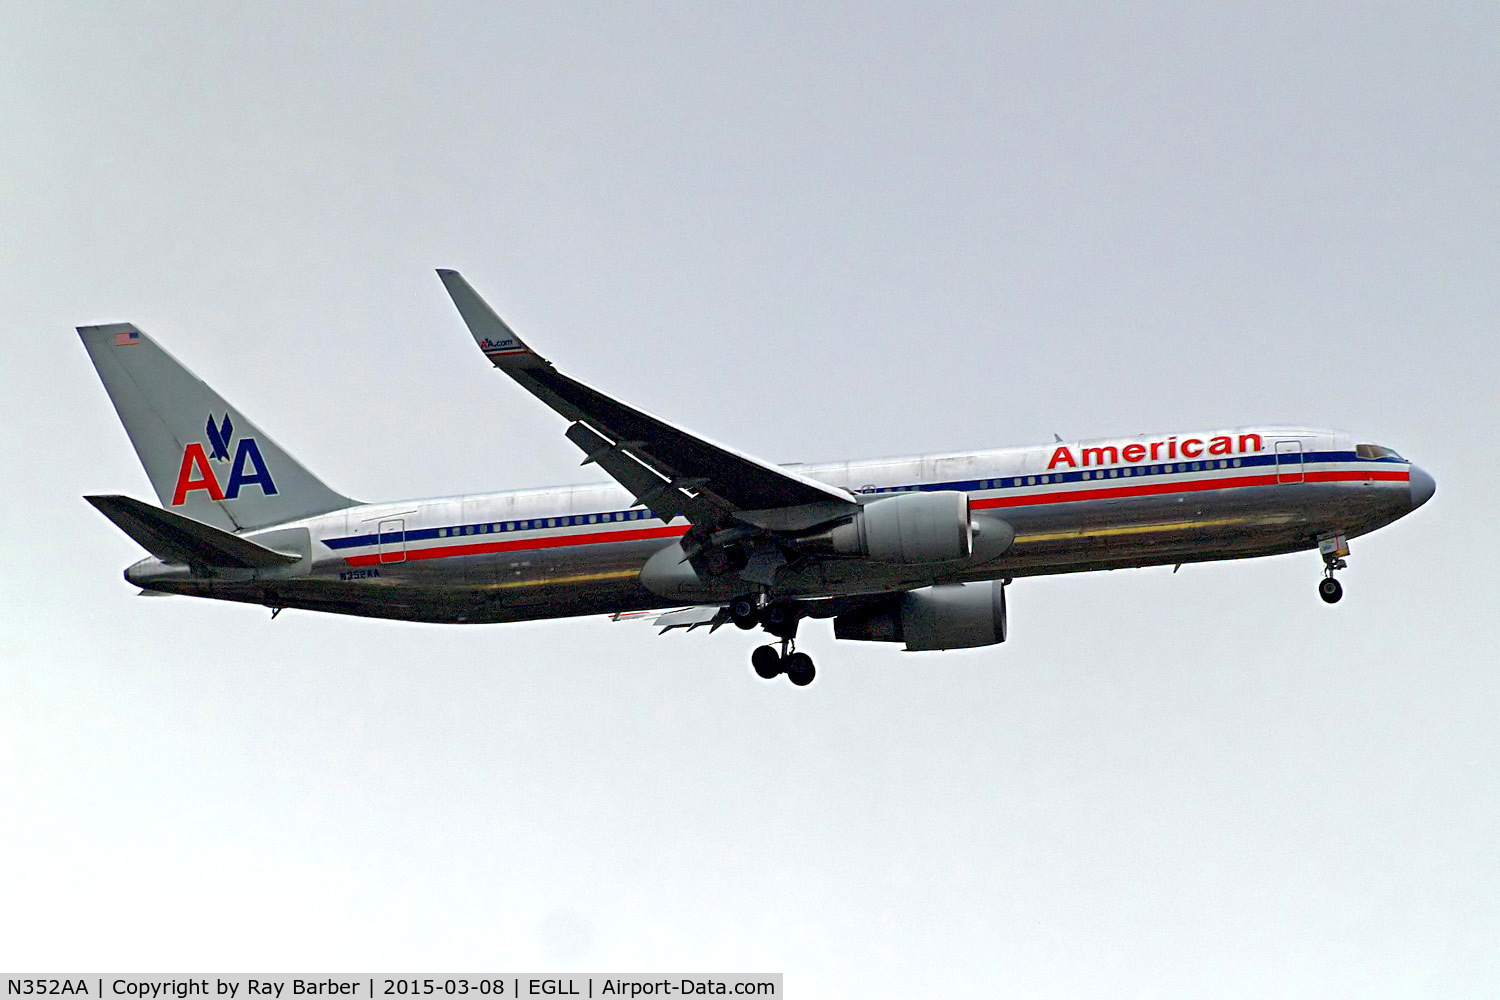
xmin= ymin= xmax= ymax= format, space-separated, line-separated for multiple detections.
xmin=1318 ymin=577 xmax=1343 ymax=604
xmin=761 ymin=602 xmax=799 ymax=639
xmin=730 ymin=596 xmax=760 ymax=630
xmin=751 ymin=645 xmax=782 ymax=679
xmin=785 ymin=651 xmax=816 ymax=687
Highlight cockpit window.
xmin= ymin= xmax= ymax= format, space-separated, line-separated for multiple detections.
xmin=1356 ymin=443 xmax=1404 ymax=460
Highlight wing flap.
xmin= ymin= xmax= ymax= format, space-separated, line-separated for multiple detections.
xmin=565 ymin=421 xmax=694 ymax=522
xmin=652 ymin=605 xmax=731 ymax=633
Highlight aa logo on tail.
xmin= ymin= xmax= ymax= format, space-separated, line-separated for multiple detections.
xmin=171 ymin=413 xmax=279 ymax=505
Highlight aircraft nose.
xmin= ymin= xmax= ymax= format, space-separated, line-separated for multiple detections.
xmin=1409 ymin=464 xmax=1436 ymax=509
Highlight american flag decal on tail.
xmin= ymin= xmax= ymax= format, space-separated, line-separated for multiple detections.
xmin=114 ymin=330 xmax=140 ymax=346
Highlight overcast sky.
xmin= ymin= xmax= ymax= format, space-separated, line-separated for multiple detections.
xmin=2 ymin=3 xmax=1496 ymax=995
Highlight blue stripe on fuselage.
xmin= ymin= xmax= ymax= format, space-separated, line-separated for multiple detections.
xmin=320 ymin=450 xmax=1398 ymax=552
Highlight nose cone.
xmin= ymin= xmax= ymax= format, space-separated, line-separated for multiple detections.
xmin=1409 ymin=465 xmax=1436 ymax=509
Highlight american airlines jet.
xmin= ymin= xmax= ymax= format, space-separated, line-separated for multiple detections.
xmin=81 ymin=271 xmax=1435 ymax=686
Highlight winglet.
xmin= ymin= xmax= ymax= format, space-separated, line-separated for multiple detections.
xmin=436 ymin=269 xmax=547 ymax=370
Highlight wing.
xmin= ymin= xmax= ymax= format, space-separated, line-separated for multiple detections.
xmin=437 ymin=269 xmax=859 ymax=530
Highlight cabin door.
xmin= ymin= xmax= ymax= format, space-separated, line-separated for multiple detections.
xmin=378 ymin=518 xmax=407 ymax=563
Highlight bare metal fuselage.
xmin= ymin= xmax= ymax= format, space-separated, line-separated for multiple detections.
xmin=126 ymin=426 xmax=1424 ymax=624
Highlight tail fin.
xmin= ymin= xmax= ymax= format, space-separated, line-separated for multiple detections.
xmin=79 ymin=323 xmax=355 ymax=532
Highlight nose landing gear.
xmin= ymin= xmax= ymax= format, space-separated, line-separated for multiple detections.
xmin=1318 ymin=532 xmax=1349 ymax=604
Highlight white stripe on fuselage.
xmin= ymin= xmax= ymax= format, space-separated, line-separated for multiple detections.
xmin=302 ymin=426 xmax=1370 ymax=562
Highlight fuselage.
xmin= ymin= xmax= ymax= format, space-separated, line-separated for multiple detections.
xmin=126 ymin=425 xmax=1432 ymax=624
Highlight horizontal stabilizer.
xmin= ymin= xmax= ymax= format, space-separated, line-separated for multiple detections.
xmin=85 ymin=494 xmax=302 ymax=569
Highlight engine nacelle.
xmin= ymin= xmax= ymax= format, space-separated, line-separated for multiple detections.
xmin=834 ymin=581 xmax=1007 ymax=651
xmin=812 ymin=491 xmax=973 ymax=564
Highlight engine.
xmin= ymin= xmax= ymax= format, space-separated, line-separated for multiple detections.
xmin=834 ymin=581 xmax=1008 ymax=651
xmin=807 ymin=491 xmax=973 ymax=564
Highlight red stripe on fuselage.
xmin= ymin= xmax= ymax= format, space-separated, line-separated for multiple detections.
xmin=343 ymin=523 xmax=690 ymax=567
xmin=972 ymin=468 xmax=1408 ymax=511
xmin=338 ymin=468 xmax=1408 ymax=566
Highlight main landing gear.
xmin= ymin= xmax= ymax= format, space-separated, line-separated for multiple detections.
xmin=1318 ymin=532 xmax=1349 ymax=604
xmin=756 ymin=641 xmax=816 ymax=689
xmin=752 ymin=642 xmax=816 ymax=686
xmin=735 ymin=594 xmax=816 ymax=686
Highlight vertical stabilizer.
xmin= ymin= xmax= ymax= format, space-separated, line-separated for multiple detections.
xmin=79 ymin=323 xmax=355 ymax=532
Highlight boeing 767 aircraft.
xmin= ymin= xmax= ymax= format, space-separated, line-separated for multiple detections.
xmin=81 ymin=271 xmax=1435 ymax=685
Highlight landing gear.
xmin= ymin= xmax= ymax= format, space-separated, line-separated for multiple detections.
xmin=1318 ymin=532 xmax=1348 ymax=604
xmin=747 ymin=603 xmax=817 ymax=685
xmin=748 ymin=641 xmax=818 ymax=685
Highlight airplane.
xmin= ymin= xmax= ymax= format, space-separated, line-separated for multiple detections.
xmin=80 ymin=270 xmax=1436 ymax=686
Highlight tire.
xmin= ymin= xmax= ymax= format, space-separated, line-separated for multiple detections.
xmin=730 ymin=597 xmax=760 ymax=630
xmin=1318 ymin=577 xmax=1343 ymax=604
xmin=785 ymin=652 xmax=816 ymax=687
xmin=761 ymin=602 xmax=799 ymax=639
xmin=751 ymin=645 xmax=782 ymax=679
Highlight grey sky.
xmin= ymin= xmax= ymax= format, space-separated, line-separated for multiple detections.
xmin=2 ymin=3 xmax=1496 ymax=995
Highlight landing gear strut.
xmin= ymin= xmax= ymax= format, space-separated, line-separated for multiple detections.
xmin=747 ymin=602 xmax=816 ymax=685
xmin=1318 ymin=532 xmax=1348 ymax=604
